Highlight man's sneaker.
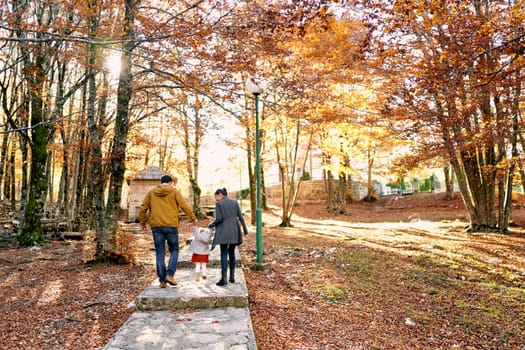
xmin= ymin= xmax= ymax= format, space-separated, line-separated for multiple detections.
xmin=159 ymin=282 xmax=167 ymax=288
xmin=195 ymin=273 xmax=201 ymax=282
xmin=166 ymin=275 xmax=177 ymax=286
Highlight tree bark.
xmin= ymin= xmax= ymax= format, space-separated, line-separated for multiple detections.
xmin=365 ymin=148 xmax=375 ymax=202
xmin=276 ymin=122 xmax=312 ymax=227
xmin=97 ymin=0 xmax=136 ymax=258
xmin=443 ymin=162 xmax=454 ymax=201
xmin=181 ymin=98 xmax=204 ymax=220
xmin=246 ymin=124 xmax=256 ymax=225
xmin=0 ymin=126 xmax=9 ymax=202
xmin=21 ymin=51 xmax=48 ymax=246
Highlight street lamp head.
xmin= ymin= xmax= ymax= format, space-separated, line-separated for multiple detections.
xmin=246 ymin=77 xmax=267 ymax=95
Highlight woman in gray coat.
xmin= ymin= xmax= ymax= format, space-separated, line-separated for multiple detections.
xmin=208 ymin=188 xmax=248 ymax=286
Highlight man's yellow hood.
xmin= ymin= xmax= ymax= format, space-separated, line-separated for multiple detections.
xmin=153 ymin=184 xmax=174 ymax=197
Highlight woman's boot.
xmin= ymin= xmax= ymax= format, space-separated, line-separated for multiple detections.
xmin=229 ymin=266 xmax=235 ymax=283
xmin=229 ymin=255 xmax=236 ymax=283
xmin=216 ymin=270 xmax=227 ymax=286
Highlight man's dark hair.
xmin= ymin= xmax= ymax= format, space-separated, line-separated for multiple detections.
xmin=160 ymin=175 xmax=173 ymax=184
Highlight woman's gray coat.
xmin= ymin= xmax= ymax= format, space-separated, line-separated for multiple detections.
xmin=209 ymin=196 xmax=248 ymax=247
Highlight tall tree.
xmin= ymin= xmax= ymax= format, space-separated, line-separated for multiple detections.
xmin=86 ymin=0 xmax=107 ymax=246
xmin=97 ymin=0 xmax=137 ymax=257
xmin=16 ymin=0 xmax=54 ymax=245
xmin=268 ymin=14 xmax=370 ymax=220
xmin=171 ymin=88 xmax=210 ymax=219
xmin=361 ymin=0 xmax=525 ymax=232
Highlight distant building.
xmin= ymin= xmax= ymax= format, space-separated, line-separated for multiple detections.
xmin=125 ymin=166 xmax=169 ymax=222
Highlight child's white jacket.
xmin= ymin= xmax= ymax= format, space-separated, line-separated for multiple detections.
xmin=189 ymin=227 xmax=212 ymax=255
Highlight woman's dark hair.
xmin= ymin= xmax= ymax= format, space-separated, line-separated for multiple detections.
xmin=214 ymin=188 xmax=227 ymax=196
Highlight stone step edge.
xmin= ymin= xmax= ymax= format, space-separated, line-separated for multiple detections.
xmin=136 ymin=294 xmax=249 ymax=311
xmin=103 ymin=307 xmax=258 ymax=350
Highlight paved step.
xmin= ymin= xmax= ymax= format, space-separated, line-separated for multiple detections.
xmin=103 ymin=307 xmax=257 ymax=350
xmin=136 ymin=268 xmax=249 ymax=311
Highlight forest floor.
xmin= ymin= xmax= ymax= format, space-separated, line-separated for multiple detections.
xmin=1 ymin=192 xmax=524 ymax=349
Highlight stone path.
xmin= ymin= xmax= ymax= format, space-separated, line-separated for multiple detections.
xmin=103 ymin=243 xmax=257 ymax=350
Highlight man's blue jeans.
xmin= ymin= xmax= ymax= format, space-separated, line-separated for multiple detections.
xmin=152 ymin=226 xmax=179 ymax=282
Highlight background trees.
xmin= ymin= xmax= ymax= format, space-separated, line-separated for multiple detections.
xmin=0 ymin=0 xmax=524 ymax=251
xmin=0 ymin=0 xmax=331 ymax=249
xmin=360 ymin=0 xmax=525 ymax=232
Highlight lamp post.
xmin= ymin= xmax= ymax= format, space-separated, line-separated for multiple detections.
xmin=246 ymin=78 xmax=267 ymax=264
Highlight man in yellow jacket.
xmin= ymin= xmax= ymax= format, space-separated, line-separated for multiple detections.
xmin=140 ymin=175 xmax=198 ymax=288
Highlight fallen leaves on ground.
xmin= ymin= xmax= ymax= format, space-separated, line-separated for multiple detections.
xmin=1 ymin=193 xmax=524 ymax=349
xmin=239 ymin=193 xmax=525 ymax=349
xmin=0 ymin=239 xmax=153 ymax=350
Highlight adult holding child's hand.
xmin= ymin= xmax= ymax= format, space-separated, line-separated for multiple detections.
xmin=208 ymin=187 xmax=248 ymax=286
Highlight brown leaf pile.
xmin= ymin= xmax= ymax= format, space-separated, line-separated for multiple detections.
xmin=0 ymin=239 xmax=153 ymax=350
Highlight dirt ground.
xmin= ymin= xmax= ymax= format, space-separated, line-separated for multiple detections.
xmin=0 ymin=192 xmax=524 ymax=349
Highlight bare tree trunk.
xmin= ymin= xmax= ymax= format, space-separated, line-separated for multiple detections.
xmin=278 ymin=163 xmax=287 ymax=224
xmin=57 ymin=126 xmax=69 ymax=221
xmin=443 ymin=162 xmax=454 ymax=200
xmin=340 ymin=153 xmax=350 ymax=211
xmin=497 ymin=166 xmax=513 ymax=232
xmin=97 ymin=0 xmax=136 ymax=258
xmin=74 ymin=129 xmax=87 ymax=229
xmin=326 ymin=169 xmax=335 ymax=212
xmin=18 ymin=118 xmax=29 ymax=226
xmin=336 ymin=172 xmax=347 ymax=214
xmin=55 ymin=62 xmax=71 ymax=217
xmin=0 ymin=126 xmax=8 ymax=202
xmin=275 ymin=121 xmax=312 ymax=227
xmin=365 ymin=148 xmax=375 ymax=201
xmin=182 ymin=99 xmax=204 ymax=220
xmin=20 ymin=45 xmax=49 ymax=246
xmin=9 ymin=149 xmax=16 ymax=210
xmin=500 ymin=93 xmax=520 ymax=230
xmin=261 ymin=163 xmax=268 ymax=210
xmin=84 ymin=2 xmax=107 ymax=242
xmin=436 ymin=92 xmax=504 ymax=233
xmin=260 ymin=118 xmax=268 ymax=211
xmin=86 ymin=66 xmax=106 ymax=238
xmin=246 ymin=127 xmax=256 ymax=225
xmin=45 ymin=149 xmax=54 ymax=210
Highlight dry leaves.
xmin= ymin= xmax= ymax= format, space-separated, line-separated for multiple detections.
xmin=1 ymin=193 xmax=524 ymax=349
xmin=240 ymin=193 xmax=525 ymax=349
xmin=0 ymin=240 xmax=153 ymax=350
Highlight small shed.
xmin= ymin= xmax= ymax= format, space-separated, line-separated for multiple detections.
xmin=126 ymin=166 xmax=169 ymax=222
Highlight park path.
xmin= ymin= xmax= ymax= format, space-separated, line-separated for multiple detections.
xmin=103 ymin=229 xmax=257 ymax=350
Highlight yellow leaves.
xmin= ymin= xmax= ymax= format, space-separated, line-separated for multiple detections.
xmin=293 ymin=15 xmax=367 ymax=72
xmin=439 ymin=49 xmax=448 ymax=62
xmin=511 ymin=0 xmax=525 ymax=18
xmin=478 ymin=20 xmax=494 ymax=36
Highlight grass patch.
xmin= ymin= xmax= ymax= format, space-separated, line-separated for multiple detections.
xmin=314 ymin=283 xmax=348 ymax=303
xmin=337 ymin=249 xmax=383 ymax=276
xmin=458 ymin=315 xmax=480 ymax=334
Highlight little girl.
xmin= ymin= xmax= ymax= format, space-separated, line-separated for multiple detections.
xmin=189 ymin=227 xmax=213 ymax=282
